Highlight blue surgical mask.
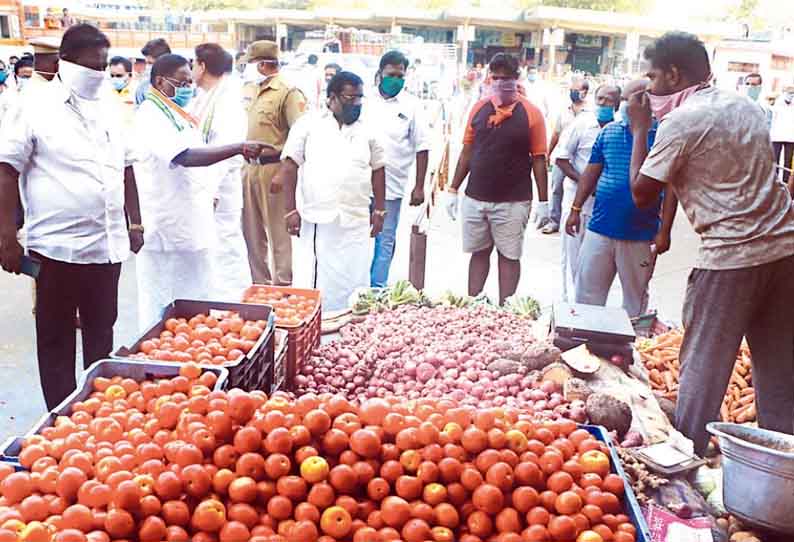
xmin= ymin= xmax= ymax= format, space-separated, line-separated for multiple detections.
xmin=111 ymin=77 xmax=128 ymax=91
xmin=570 ymin=89 xmax=581 ymax=103
xmin=746 ymin=85 xmax=762 ymax=101
xmin=172 ymin=85 xmax=194 ymax=108
xmin=596 ymin=105 xmax=615 ymax=124
xmin=0 ymin=71 xmax=7 ymax=85
xmin=527 ymin=73 xmax=537 ymax=83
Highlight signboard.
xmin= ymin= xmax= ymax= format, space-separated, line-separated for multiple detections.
xmin=542 ymin=28 xmax=564 ymax=47
xmin=457 ymin=24 xmax=475 ymax=42
xmin=576 ymin=34 xmax=602 ymax=49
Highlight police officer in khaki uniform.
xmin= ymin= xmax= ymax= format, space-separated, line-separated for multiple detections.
xmin=242 ymin=40 xmax=306 ymax=286
xmin=28 ymin=37 xmax=61 ymax=88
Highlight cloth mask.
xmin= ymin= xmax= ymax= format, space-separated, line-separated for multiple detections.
xmin=16 ymin=76 xmax=30 ymax=91
xmin=569 ymin=89 xmax=582 ymax=103
xmin=59 ymin=60 xmax=105 ymax=100
xmin=746 ymin=85 xmax=762 ymax=101
xmin=491 ymin=79 xmax=518 ymax=107
xmin=0 ymin=71 xmax=7 ymax=85
xmin=379 ymin=75 xmax=405 ymax=98
xmin=111 ymin=78 xmax=128 ymax=91
xmin=596 ymin=105 xmax=615 ymax=124
xmin=647 ymin=83 xmax=702 ymax=120
xmin=340 ymin=102 xmax=362 ymax=125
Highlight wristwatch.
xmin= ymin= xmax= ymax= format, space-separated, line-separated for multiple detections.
xmin=129 ymin=224 xmax=145 ymax=233
xmin=373 ymin=209 xmax=388 ymax=218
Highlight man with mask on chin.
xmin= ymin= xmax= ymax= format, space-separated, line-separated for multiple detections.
xmin=241 ymin=40 xmax=306 ymax=287
xmin=445 ymin=53 xmax=549 ymax=304
xmin=366 ymin=50 xmax=430 ymax=287
xmin=133 ymin=53 xmax=278 ymax=328
xmin=628 ymin=31 xmax=794 ymax=455
xmin=274 ymin=71 xmax=386 ymax=311
xmin=0 ymin=24 xmax=143 ymax=409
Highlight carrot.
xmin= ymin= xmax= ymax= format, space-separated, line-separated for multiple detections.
xmin=740 ymin=387 xmax=755 ymax=397
xmin=736 ymin=404 xmax=757 ymax=423
xmin=738 ymin=394 xmax=755 ymax=407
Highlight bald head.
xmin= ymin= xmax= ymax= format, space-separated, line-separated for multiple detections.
xmin=622 ymin=79 xmax=649 ymax=100
xmin=595 ymin=84 xmax=621 ymax=109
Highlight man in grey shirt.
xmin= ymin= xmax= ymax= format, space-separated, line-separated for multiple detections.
xmin=628 ymin=31 xmax=794 ymax=454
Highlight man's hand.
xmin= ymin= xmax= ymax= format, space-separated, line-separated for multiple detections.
xmin=0 ymin=229 xmax=23 ymax=274
xmin=129 ymin=230 xmax=144 ymax=254
xmin=410 ymin=186 xmax=425 ymax=206
xmin=443 ymin=191 xmax=459 ymax=221
xmin=652 ymin=230 xmax=671 ymax=255
xmin=286 ymin=211 xmax=301 ymax=237
xmin=532 ymin=200 xmax=549 ymax=229
xmin=627 ymin=90 xmax=653 ymax=131
xmin=241 ymin=141 xmax=276 ymax=162
xmin=370 ymin=211 xmax=385 ymax=237
xmin=565 ymin=210 xmax=581 ymax=236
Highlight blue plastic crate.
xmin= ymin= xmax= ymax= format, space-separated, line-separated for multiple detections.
xmin=582 ymin=424 xmax=652 ymax=542
xmin=0 ymin=359 xmax=228 ymax=470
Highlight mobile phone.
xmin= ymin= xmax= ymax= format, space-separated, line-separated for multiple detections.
xmin=20 ymin=255 xmax=41 ymax=278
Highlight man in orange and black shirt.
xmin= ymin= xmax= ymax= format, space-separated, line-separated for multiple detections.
xmin=445 ymin=53 xmax=549 ymax=304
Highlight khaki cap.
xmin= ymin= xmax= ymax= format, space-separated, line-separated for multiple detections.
xmin=29 ymin=36 xmax=61 ymax=55
xmin=246 ymin=40 xmax=279 ymax=63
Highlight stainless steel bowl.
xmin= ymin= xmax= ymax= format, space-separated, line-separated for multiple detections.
xmin=707 ymin=422 xmax=794 ymax=534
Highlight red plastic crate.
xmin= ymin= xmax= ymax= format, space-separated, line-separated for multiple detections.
xmin=242 ymin=285 xmax=322 ymax=390
xmin=271 ymin=329 xmax=289 ymax=393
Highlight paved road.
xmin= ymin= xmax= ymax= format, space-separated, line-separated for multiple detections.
xmin=0 ymin=206 xmax=699 ymax=442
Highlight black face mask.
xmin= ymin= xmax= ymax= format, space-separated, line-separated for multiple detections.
xmin=340 ymin=102 xmax=362 ymax=125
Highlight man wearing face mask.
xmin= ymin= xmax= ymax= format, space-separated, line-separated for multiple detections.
xmin=555 ymin=84 xmax=620 ymax=303
xmin=135 ymin=38 xmax=171 ymax=106
xmin=544 ymin=78 xmax=590 ymax=234
xmin=566 ymin=80 xmax=678 ymax=317
xmin=108 ymin=56 xmax=135 ymax=126
xmin=242 ymin=41 xmax=306 ymax=287
xmin=365 ymin=50 xmax=430 ymax=287
xmin=320 ymin=63 xmax=341 ymax=109
xmin=189 ymin=43 xmax=252 ymax=300
xmin=0 ymin=24 xmax=144 ymax=409
xmin=274 ymin=71 xmax=386 ymax=311
xmin=524 ymin=66 xmax=549 ymax=117
xmin=133 ymin=53 xmax=278 ymax=328
xmin=628 ymin=31 xmax=794 ymax=454
xmin=446 ymin=53 xmax=548 ymax=304
xmin=770 ymin=83 xmax=794 ymax=185
xmin=742 ymin=73 xmax=772 ymax=130
xmin=12 ymin=57 xmax=33 ymax=93
xmin=25 ymin=37 xmax=61 ymax=91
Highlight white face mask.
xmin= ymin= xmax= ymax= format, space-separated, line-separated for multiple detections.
xmin=59 ymin=59 xmax=105 ymax=100
xmin=243 ymin=62 xmax=268 ymax=85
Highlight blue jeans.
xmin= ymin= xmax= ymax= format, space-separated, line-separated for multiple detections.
xmin=370 ymin=198 xmax=403 ymax=287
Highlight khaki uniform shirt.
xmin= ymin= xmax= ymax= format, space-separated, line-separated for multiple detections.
xmin=242 ymin=74 xmax=306 ymax=184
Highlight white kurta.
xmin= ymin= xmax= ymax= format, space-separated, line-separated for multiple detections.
xmin=281 ymin=110 xmax=385 ymax=310
xmin=133 ymin=97 xmax=215 ymax=329
xmin=191 ymin=78 xmax=252 ymax=301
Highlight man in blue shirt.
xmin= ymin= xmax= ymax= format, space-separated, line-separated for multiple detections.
xmin=565 ymin=80 xmax=678 ymax=317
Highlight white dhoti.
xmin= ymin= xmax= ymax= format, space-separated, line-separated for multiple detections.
xmin=560 ymin=178 xmax=593 ymax=303
xmin=292 ymin=218 xmax=373 ymax=312
xmin=211 ymin=170 xmax=252 ymax=301
xmin=136 ymin=248 xmax=213 ymax=330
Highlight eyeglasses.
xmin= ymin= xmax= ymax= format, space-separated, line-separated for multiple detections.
xmin=165 ymin=77 xmax=192 ymax=88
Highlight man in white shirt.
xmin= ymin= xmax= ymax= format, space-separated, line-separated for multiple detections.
xmin=367 ymin=50 xmax=430 ymax=287
xmin=274 ymin=71 xmax=387 ymax=311
xmin=190 ymin=43 xmax=253 ymax=301
xmin=771 ymin=83 xmax=794 ymax=187
xmin=0 ymin=24 xmax=144 ymax=409
xmin=134 ymin=54 xmax=276 ymax=328
xmin=556 ymin=84 xmax=620 ymax=302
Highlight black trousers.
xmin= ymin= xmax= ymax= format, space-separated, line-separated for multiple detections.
xmin=773 ymin=141 xmax=794 ymax=183
xmin=33 ymin=253 xmax=122 ymax=410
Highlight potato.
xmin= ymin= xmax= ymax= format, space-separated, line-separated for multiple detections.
xmin=586 ymin=393 xmax=633 ymax=437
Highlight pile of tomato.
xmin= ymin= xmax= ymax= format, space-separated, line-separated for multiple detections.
xmin=243 ymin=287 xmax=318 ymax=327
xmin=0 ymin=365 xmax=638 ymax=542
xmin=128 ymin=312 xmax=267 ymax=366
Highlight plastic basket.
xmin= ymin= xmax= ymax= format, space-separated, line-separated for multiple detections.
xmin=582 ymin=424 xmax=652 ymax=542
xmin=0 ymin=359 xmax=228 ymax=469
xmin=241 ymin=286 xmax=322 ymax=390
xmin=114 ymin=299 xmax=275 ymax=392
xmin=271 ymin=329 xmax=289 ymax=394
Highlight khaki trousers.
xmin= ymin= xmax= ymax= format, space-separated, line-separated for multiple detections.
xmin=242 ymin=163 xmax=293 ymax=286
